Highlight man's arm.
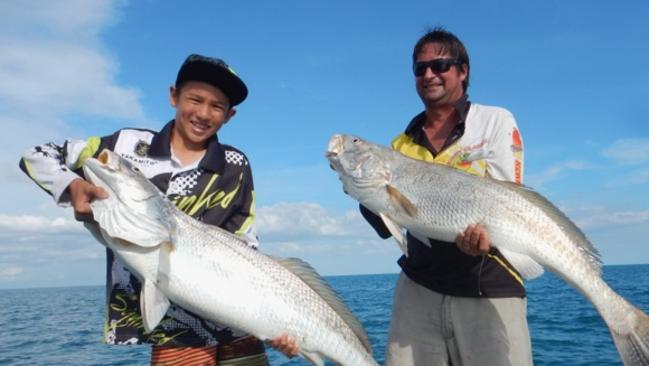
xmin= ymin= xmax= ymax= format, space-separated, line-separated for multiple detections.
xmin=485 ymin=111 xmax=524 ymax=184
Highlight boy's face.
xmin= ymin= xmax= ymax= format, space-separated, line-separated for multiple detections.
xmin=169 ymin=81 xmax=236 ymax=148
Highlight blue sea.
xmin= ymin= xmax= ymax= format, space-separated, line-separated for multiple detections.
xmin=1 ymin=265 xmax=648 ymax=365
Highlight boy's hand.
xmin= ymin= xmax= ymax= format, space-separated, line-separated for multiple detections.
xmin=67 ymin=178 xmax=108 ymax=222
xmin=268 ymin=334 xmax=299 ymax=358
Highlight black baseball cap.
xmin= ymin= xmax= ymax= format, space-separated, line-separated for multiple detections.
xmin=175 ymin=54 xmax=248 ymax=106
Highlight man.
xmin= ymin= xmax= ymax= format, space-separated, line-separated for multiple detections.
xmin=20 ymin=54 xmax=297 ymax=365
xmin=360 ymin=28 xmax=532 ymax=365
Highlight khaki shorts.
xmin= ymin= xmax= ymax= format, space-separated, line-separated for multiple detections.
xmin=386 ymin=272 xmax=533 ymax=366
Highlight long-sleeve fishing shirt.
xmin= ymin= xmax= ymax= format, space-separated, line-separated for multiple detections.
xmin=20 ymin=120 xmax=258 ymax=346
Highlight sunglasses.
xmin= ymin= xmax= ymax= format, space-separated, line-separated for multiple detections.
xmin=413 ymin=58 xmax=462 ymax=76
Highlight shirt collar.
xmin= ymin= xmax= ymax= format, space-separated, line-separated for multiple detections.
xmin=149 ymin=120 xmax=226 ymax=173
xmin=405 ymin=95 xmax=470 ymax=136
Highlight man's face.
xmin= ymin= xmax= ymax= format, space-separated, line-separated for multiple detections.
xmin=415 ymin=42 xmax=467 ymax=108
xmin=170 ymin=81 xmax=235 ymax=148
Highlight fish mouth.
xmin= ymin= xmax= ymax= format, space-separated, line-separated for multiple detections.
xmin=88 ymin=149 xmax=121 ymax=176
xmin=98 ymin=150 xmax=110 ymax=164
xmin=82 ymin=149 xmax=117 ymax=191
xmin=326 ymin=134 xmax=344 ymax=158
xmin=326 ymin=134 xmax=345 ymax=171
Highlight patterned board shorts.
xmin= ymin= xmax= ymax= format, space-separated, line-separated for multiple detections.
xmin=151 ymin=336 xmax=268 ymax=366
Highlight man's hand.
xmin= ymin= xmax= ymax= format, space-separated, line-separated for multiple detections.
xmin=456 ymin=223 xmax=490 ymax=256
xmin=268 ymin=334 xmax=299 ymax=358
xmin=67 ymin=178 xmax=108 ymax=222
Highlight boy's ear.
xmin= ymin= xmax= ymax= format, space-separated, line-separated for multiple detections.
xmin=224 ymin=107 xmax=237 ymax=124
xmin=169 ymin=86 xmax=179 ymax=107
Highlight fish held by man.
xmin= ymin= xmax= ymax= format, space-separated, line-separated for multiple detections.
xmin=82 ymin=149 xmax=379 ymax=366
xmin=327 ymin=134 xmax=649 ymax=366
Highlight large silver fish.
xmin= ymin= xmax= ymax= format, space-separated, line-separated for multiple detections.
xmin=327 ymin=134 xmax=649 ymax=365
xmin=82 ymin=149 xmax=379 ymax=366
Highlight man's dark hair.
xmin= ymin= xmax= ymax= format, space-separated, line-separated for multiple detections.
xmin=413 ymin=27 xmax=470 ymax=92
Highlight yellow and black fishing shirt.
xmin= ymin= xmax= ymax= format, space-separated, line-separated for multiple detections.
xmin=361 ymin=97 xmax=527 ymax=298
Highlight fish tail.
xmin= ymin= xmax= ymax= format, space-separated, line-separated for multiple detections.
xmin=612 ymin=307 xmax=649 ymax=365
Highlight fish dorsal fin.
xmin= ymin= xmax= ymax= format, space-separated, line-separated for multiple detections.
xmin=272 ymin=257 xmax=372 ymax=354
xmin=140 ymin=279 xmax=170 ymax=333
xmin=91 ymin=198 xmax=170 ymax=248
xmin=386 ymin=185 xmax=417 ymax=217
xmin=496 ymin=180 xmax=602 ymax=273
xmin=379 ymin=213 xmax=408 ymax=256
xmin=496 ymin=247 xmax=545 ymax=280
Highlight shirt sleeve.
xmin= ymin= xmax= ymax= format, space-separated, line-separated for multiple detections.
xmin=19 ymin=136 xmax=103 ymax=205
xmin=485 ymin=110 xmax=524 ymax=184
xmin=359 ymin=205 xmax=393 ymax=239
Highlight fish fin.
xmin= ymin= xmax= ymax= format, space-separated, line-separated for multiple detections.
xmin=379 ymin=212 xmax=408 ymax=256
xmin=91 ymin=199 xmax=170 ymax=248
xmin=409 ymin=231 xmax=432 ymax=248
xmin=272 ymin=257 xmax=372 ymax=354
xmin=83 ymin=222 xmax=109 ymax=247
xmin=156 ymin=242 xmax=174 ymax=287
xmin=612 ymin=306 xmax=649 ymax=365
xmin=386 ymin=185 xmax=417 ymax=217
xmin=140 ymin=279 xmax=170 ymax=333
xmin=496 ymin=247 xmax=544 ymax=280
xmin=300 ymin=350 xmax=325 ymax=366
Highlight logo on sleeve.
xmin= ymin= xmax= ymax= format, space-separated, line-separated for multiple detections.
xmin=134 ymin=140 xmax=150 ymax=157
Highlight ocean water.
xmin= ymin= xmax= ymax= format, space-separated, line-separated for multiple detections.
xmin=1 ymin=265 xmax=648 ymax=365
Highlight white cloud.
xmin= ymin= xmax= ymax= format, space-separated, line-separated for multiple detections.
xmin=255 ymin=202 xmax=398 ymax=257
xmin=0 ymin=0 xmax=141 ymax=119
xmin=0 ymin=0 xmax=146 ymax=174
xmin=571 ymin=207 xmax=649 ymax=229
xmin=602 ymin=139 xmax=649 ymax=165
xmin=0 ymin=42 xmax=143 ymax=119
xmin=256 ymin=202 xmax=368 ymax=239
xmin=0 ymin=266 xmax=24 ymax=280
xmin=628 ymin=168 xmax=649 ymax=184
xmin=601 ymin=167 xmax=649 ymax=189
xmin=526 ymin=160 xmax=588 ymax=188
xmin=0 ymin=214 xmax=83 ymax=233
xmin=1 ymin=0 xmax=118 ymax=38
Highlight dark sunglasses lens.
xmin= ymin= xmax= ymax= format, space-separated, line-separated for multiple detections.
xmin=413 ymin=63 xmax=427 ymax=76
xmin=432 ymin=59 xmax=452 ymax=73
xmin=414 ymin=59 xmax=456 ymax=76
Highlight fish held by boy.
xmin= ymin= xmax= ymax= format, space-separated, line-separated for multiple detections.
xmin=82 ymin=149 xmax=379 ymax=366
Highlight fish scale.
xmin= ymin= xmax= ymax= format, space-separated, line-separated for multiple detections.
xmin=168 ymin=213 xmax=367 ymax=356
xmin=328 ymin=134 xmax=649 ymax=366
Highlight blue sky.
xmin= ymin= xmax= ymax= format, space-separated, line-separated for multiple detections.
xmin=1 ymin=0 xmax=648 ymax=289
